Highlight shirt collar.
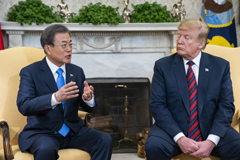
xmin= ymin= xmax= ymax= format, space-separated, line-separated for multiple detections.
xmin=183 ymin=51 xmax=201 ymax=67
xmin=46 ymin=56 xmax=66 ymax=75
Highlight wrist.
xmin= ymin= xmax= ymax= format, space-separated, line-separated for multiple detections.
xmin=206 ymin=139 xmax=216 ymax=147
xmin=54 ymin=92 xmax=61 ymax=103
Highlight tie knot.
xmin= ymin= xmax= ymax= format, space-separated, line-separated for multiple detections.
xmin=56 ymin=68 xmax=63 ymax=75
xmin=187 ymin=61 xmax=194 ymax=67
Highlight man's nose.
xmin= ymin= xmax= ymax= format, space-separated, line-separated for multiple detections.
xmin=177 ymin=36 xmax=183 ymax=44
xmin=66 ymin=45 xmax=72 ymax=51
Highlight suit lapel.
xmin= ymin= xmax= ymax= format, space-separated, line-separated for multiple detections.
xmin=65 ymin=64 xmax=75 ymax=84
xmin=173 ymin=54 xmax=190 ymax=114
xmin=64 ymin=64 xmax=75 ymax=116
xmin=40 ymin=57 xmax=58 ymax=93
xmin=198 ymin=52 xmax=210 ymax=116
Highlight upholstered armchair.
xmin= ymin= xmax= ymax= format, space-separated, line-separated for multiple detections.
xmin=170 ymin=44 xmax=240 ymax=160
xmin=0 ymin=47 xmax=91 ymax=160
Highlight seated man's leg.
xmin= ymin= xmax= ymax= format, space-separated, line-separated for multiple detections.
xmin=211 ymin=128 xmax=240 ymax=160
xmin=67 ymin=127 xmax=113 ymax=160
xmin=145 ymin=135 xmax=182 ymax=160
xmin=29 ymin=135 xmax=60 ymax=160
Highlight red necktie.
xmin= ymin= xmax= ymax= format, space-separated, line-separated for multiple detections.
xmin=187 ymin=61 xmax=202 ymax=142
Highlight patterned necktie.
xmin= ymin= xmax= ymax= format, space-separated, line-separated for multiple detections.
xmin=56 ymin=68 xmax=70 ymax=137
xmin=186 ymin=61 xmax=202 ymax=142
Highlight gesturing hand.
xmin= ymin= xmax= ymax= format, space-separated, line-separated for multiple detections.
xmin=82 ymin=81 xmax=94 ymax=101
xmin=55 ymin=81 xmax=79 ymax=102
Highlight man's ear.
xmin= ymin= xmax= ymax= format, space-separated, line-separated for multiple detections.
xmin=44 ymin=45 xmax=51 ymax=54
xmin=198 ymin=40 xmax=205 ymax=50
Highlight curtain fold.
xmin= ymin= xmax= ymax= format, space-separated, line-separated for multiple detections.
xmin=0 ymin=24 xmax=4 ymax=50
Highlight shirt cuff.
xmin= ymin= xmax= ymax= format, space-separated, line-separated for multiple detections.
xmin=173 ymin=132 xmax=185 ymax=142
xmin=83 ymin=94 xmax=95 ymax=107
xmin=207 ymin=134 xmax=220 ymax=146
xmin=51 ymin=93 xmax=61 ymax=109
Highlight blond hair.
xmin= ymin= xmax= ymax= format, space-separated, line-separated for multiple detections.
xmin=178 ymin=19 xmax=210 ymax=49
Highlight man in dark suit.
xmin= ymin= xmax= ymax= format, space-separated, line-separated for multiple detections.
xmin=145 ymin=19 xmax=240 ymax=160
xmin=17 ymin=24 xmax=113 ymax=160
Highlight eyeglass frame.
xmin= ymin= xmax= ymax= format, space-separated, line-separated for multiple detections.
xmin=50 ymin=43 xmax=75 ymax=49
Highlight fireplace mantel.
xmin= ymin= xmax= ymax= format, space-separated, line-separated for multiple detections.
xmin=1 ymin=21 xmax=179 ymax=80
xmin=2 ymin=21 xmax=179 ymax=31
xmin=1 ymin=21 xmax=179 ymax=52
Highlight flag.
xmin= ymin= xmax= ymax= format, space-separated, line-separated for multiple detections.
xmin=0 ymin=23 xmax=4 ymax=50
xmin=200 ymin=0 xmax=237 ymax=47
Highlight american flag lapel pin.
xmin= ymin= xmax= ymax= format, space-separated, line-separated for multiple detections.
xmin=205 ymin=68 xmax=209 ymax=72
xmin=70 ymin=74 xmax=74 ymax=77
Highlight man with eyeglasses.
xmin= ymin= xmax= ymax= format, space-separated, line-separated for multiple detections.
xmin=17 ymin=24 xmax=113 ymax=160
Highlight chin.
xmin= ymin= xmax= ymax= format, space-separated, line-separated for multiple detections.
xmin=64 ymin=60 xmax=71 ymax=64
xmin=177 ymin=51 xmax=186 ymax=57
xmin=177 ymin=50 xmax=183 ymax=54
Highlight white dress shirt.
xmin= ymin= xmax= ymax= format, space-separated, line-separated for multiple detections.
xmin=173 ymin=52 xmax=220 ymax=146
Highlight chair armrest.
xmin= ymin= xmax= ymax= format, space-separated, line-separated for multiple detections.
xmin=0 ymin=119 xmax=14 ymax=160
xmin=237 ymin=109 xmax=240 ymax=120
xmin=78 ymin=111 xmax=92 ymax=127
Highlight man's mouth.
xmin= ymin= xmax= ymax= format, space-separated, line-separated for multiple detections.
xmin=66 ymin=54 xmax=71 ymax=59
xmin=177 ymin=47 xmax=184 ymax=51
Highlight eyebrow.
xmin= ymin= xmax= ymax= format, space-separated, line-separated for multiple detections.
xmin=61 ymin=40 xmax=72 ymax=43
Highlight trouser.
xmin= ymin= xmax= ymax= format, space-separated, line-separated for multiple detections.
xmin=29 ymin=127 xmax=113 ymax=160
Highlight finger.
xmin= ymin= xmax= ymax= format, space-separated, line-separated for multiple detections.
xmin=85 ymin=92 xmax=92 ymax=98
xmin=90 ymin=85 xmax=94 ymax=91
xmin=65 ymin=85 xmax=78 ymax=92
xmin=64 ymin=81 xmax=76 ymax=88
xmin=82 ymin=94 xmax=88 ymax=100
xmin=190 ymin=149 xmax=201 ymax=157
xmin=82 ymin=92 xmax=92 ymax=99
xmin=67 ymin=93 xmax=79 ymax=99
xmin=192 ymin=141 xmax=199 ymax=146
xmin=67 ymin=89 xmax=79 ymax=95
xmin=88 ymin=89 xmax=93 ymax=95
xmin=84 ymin=81 xmax=89 ymax=88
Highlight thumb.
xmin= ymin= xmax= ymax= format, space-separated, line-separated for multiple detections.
xmin=84 ymin=81 xmax=89 ymax=88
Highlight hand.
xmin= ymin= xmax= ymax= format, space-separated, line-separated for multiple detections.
xmin=82 ymin=81 xmax=94 ymax=101
xmin=55 ymin=81 xmax=79 ymax=102
xmin=190 ymin=140 xmax=215 ymax=159
xmin=177 ymin=136 xmax=199 ymax=154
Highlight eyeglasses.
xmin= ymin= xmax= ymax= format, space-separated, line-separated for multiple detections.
xmin=52 ymin=43 xmax=75 ymax=49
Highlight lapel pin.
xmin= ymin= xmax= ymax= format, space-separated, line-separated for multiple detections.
xmin=205 ymin=68 xmax=209 ymax=72
xmin=70 ymin=74 xmax=74 ymax=77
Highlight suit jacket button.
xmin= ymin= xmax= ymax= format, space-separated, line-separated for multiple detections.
xmin=187 ymin=120 xmax=190 ymax=123
xmin=64 ymin=119 xmax=66 ymax=122
xmin=54 ymin=131 xmax=58 ymax=134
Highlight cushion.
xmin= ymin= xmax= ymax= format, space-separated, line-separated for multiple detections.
xmin=0 ymin=145 xmax=91 ymax=160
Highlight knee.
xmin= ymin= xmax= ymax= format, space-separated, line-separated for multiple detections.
xmin=100 ymin=133 xmax=113 ymax=147
xmin=34 ymin=148 xmax=58 ymax=159
xmin=145 ymin=140 xmax=163 ymax=154
xmin=145 ymin=137 xmax=165 ymax=157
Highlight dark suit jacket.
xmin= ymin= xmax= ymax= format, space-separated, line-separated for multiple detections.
xmin=148 ymin=52 xmax=237 ymax=147
xmin=17 ymin=57 xmax=98 ymax=151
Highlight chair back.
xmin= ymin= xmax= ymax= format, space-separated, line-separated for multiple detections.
xmin=203 ymin=45 xmax=240 ymax=131
xmin=0 ymin=47 xmax=45 ymax=149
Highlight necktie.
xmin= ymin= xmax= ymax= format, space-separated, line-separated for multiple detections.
xmin=186 ymin=61 xmax=202 ymax=142
xmin=56 ymin=68 xmax=70 ymax=137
